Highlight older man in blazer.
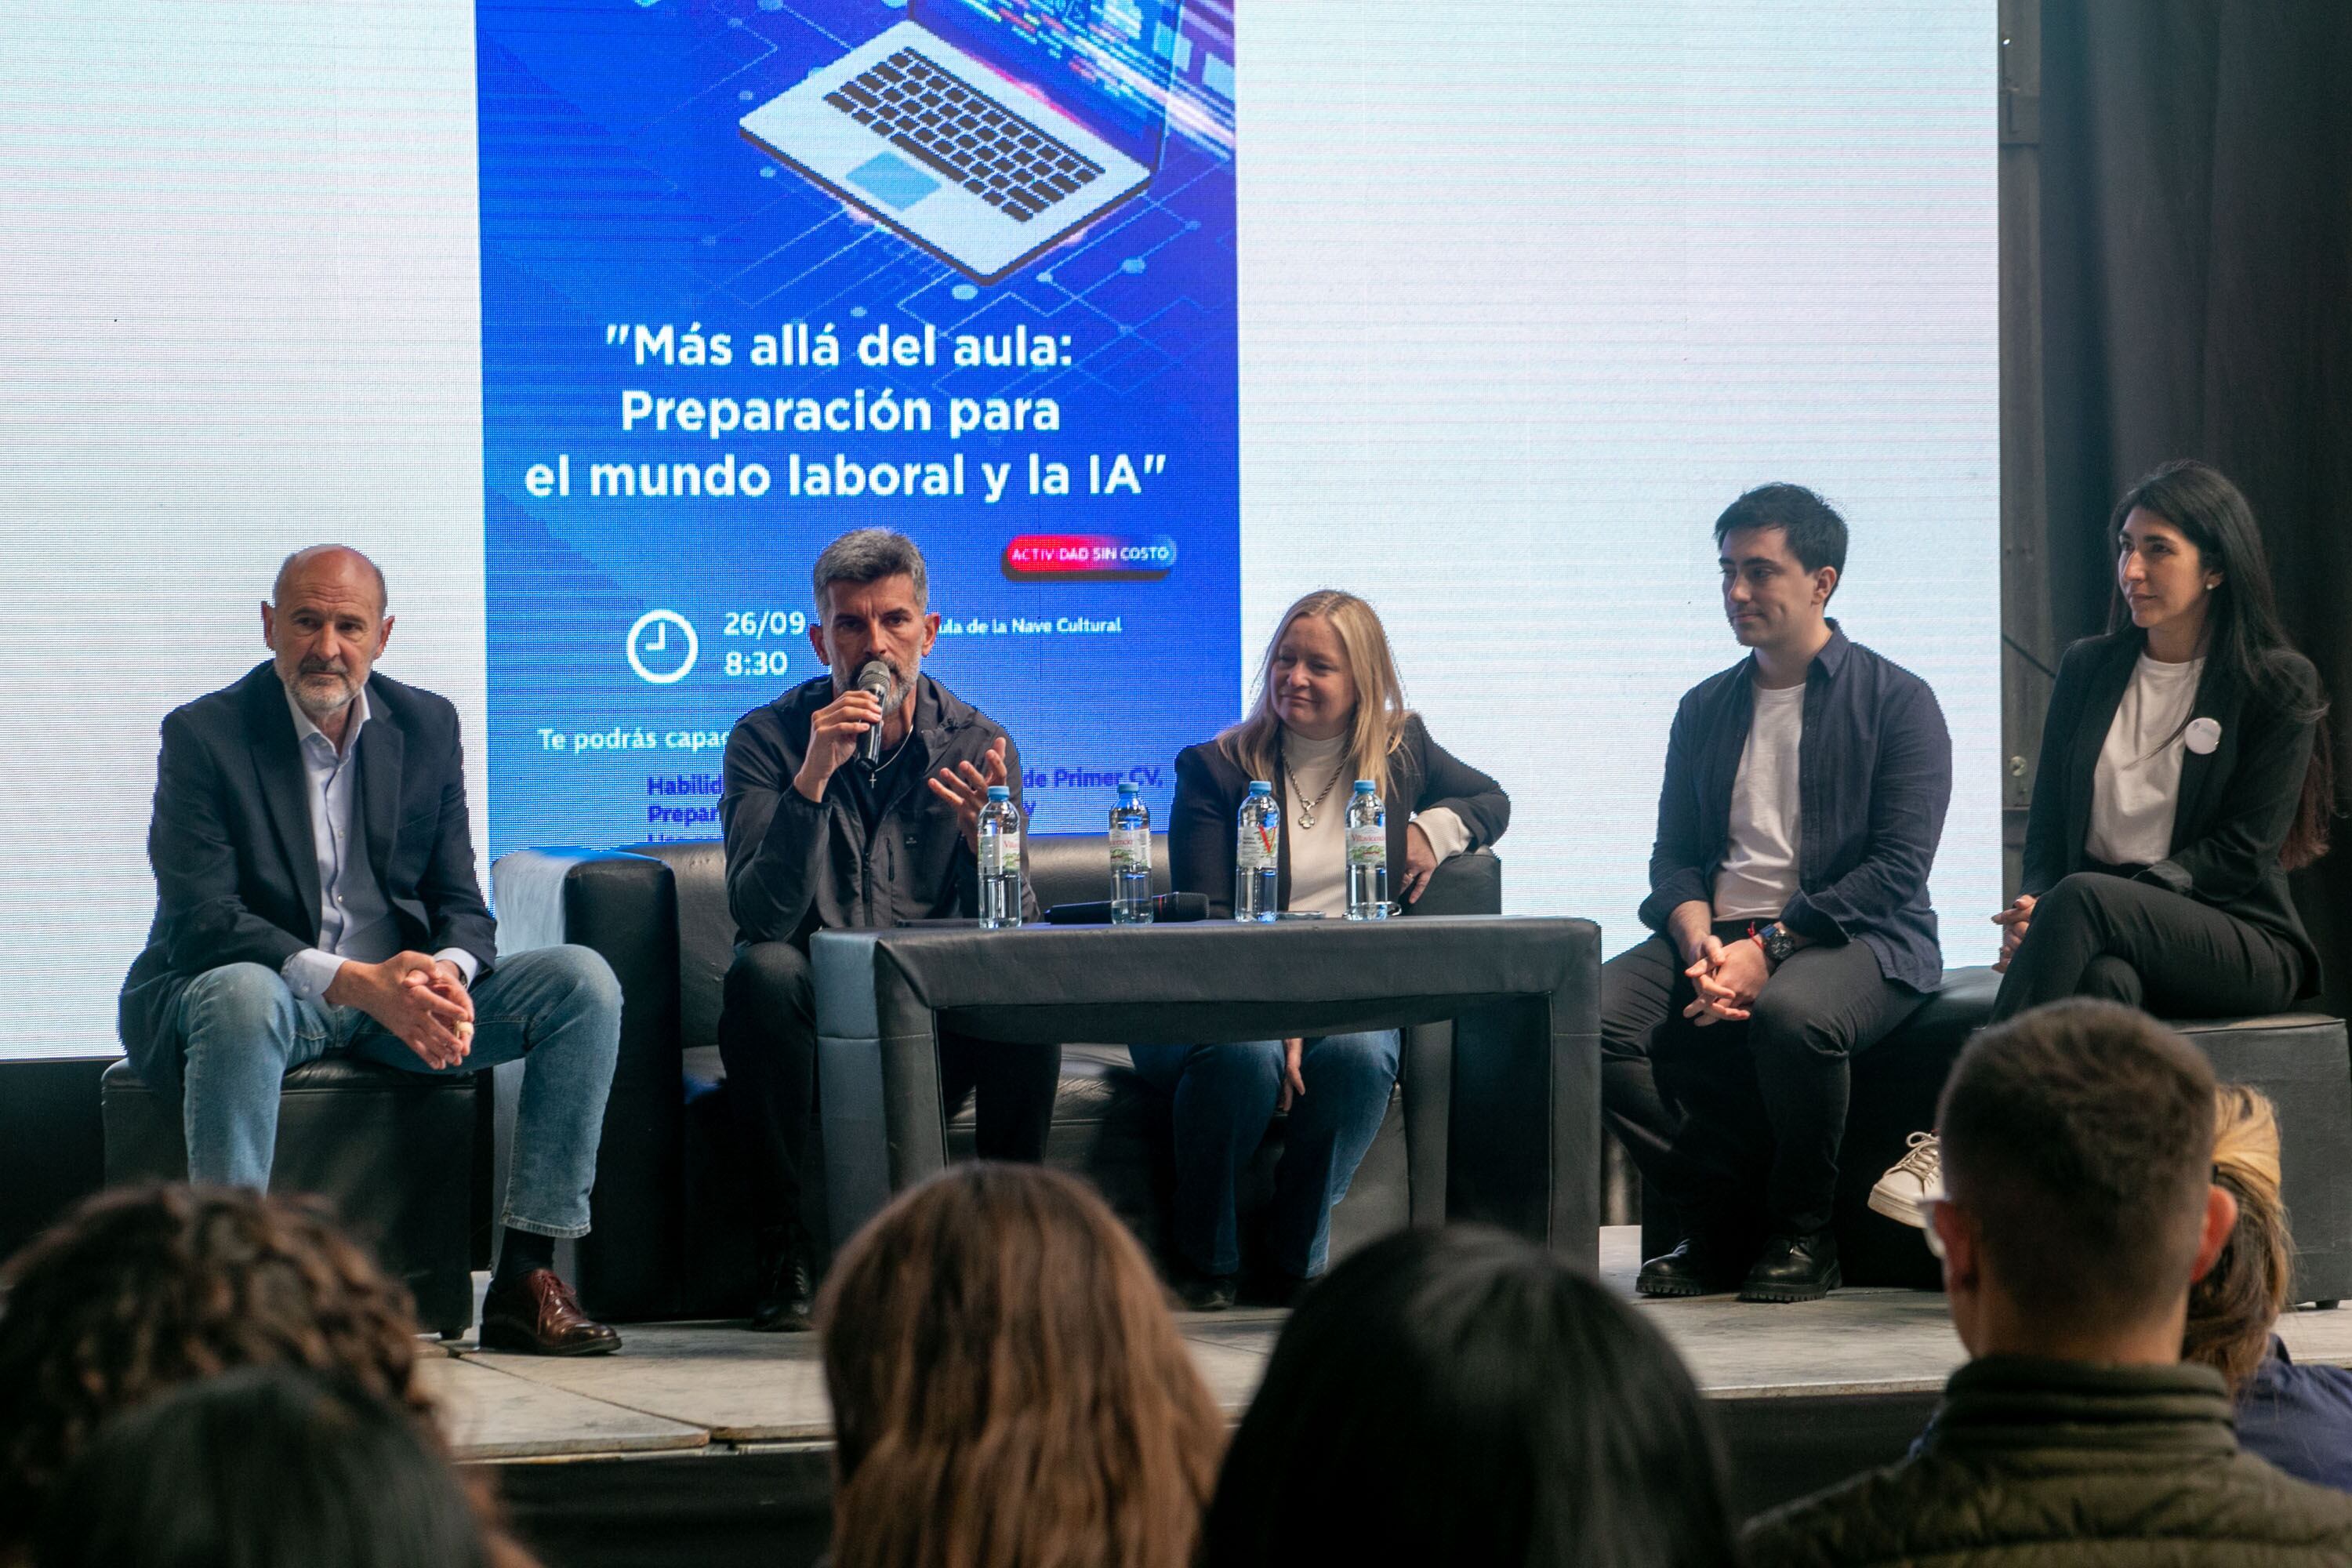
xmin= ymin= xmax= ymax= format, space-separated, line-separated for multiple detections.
xmin=119 ymin=546 xmax=622 ymax=1355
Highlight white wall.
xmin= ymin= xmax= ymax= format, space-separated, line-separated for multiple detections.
xmin=1236 ymin=1 xmax=2000 ymax=960
xmin=0 ymin=2 xmax=485 ymax=1053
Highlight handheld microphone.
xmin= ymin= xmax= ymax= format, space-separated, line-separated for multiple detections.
xmin=1043 ymin=892 xmax=1211 ymax=925
xmin=855 ymin=660 xmax=893 ymax=767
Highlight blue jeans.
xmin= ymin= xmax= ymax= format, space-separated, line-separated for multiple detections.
xmin=172 ymin=946 xmax=621 ymax=1237
xmin=1130 ymin=1030 xmax=1400 ymax=1279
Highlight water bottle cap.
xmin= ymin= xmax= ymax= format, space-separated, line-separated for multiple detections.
xmin=1353 ymin=779 xmax=1375 ymax=792
xmin=985 ymin=785 xmax=1011 ymax=800
xmin=1247 ymin=780 xmax=1272 ymax=795
xmin=1117 ymin=781 xmax=1140 ymax=795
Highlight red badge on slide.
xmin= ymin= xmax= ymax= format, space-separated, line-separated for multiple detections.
xmin=1001 ymin=535 xmax=1176 ymax=583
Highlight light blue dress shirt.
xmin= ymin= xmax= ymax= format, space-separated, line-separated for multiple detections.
xmin=278 ymin=685 xmax=479 ymax=1002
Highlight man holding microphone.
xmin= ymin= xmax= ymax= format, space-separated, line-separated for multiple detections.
xmin=717 ymin=528 xmax=1054 ymax=1333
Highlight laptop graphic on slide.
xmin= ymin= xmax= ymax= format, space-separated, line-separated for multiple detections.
xmin=740 ymin=0 xmax=1181 ymax=285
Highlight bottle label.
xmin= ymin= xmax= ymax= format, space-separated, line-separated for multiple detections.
xmin=981 ymin=824 xmax=1018 ymax=875
xmin=1348 ymin=822 xmax=1386 ymax=866
xmin=1110 ymin=824 xmax=1150 ymax=869
xmin=1236 ymin=818 xmax=1278 ymax=871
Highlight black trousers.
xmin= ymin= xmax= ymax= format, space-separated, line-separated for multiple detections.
xmin=716 ymin=940 xmax=1062 ymax=1237
xmin=1990 ymin=872 xmax=2303 ymax=1022
xmin=1601 ymin=924 xmax=1924 ymax=1240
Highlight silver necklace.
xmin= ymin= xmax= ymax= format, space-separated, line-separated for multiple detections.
xmin=1282 ymin=750 xmax=1346 ymax=829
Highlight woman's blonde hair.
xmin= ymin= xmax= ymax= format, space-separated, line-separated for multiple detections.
xmin=818 ymin=1164 xmax=1225 ymax=1568
xmin=2184 ymin=1084 xmax=2294 ymax=1391
xmin=1218 ymin=590 xmax=1411 ymax=798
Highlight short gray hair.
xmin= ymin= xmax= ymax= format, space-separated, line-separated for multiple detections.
xmin=811 ymin=529 xmax=927 ymax=615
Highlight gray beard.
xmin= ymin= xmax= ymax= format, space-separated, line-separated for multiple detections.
xmin=836 ymin=661 xmax=912 ymax=713
xmin=291 ymin=670 xmax=359 ymax=720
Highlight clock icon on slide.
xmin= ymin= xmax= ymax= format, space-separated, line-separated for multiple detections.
xmin=626 ymin=610 xmax=699 ymax=685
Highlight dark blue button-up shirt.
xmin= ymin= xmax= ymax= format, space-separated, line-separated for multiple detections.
xmin=1637 ymin=622 xmax=1952 ymax=993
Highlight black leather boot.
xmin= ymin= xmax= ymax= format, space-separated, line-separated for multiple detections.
xmin=1169 ymin=1265 xmax=1238 ymax=1312
xmin=1738 ymin=1231 xmax=1841 ymax=1303
xmin=1635 ymin=1235 xmax=1751 ymax=1298
xmin=749 ymin=1225 xmax=817 ymax=1332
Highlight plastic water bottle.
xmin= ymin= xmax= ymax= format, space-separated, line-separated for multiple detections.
xmin=978 ymin=784 xmax=1022 ymax=929
xmin=1235 ymin=780 xmax=1279 ymax=923
xmin=1346 ymin=780 xmax=1389 ymax=920
xmin=1109 ymin=781 xmax=1152 ymax=924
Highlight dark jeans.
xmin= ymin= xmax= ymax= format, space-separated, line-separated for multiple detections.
xmin=1601 ymin=925 xmax=1923 ymax=1240
xmin=716 ymin=940 xmax=1062 ymax=1239
xmin=1129 ymin=1032 xmax=1400 ymax=1280
xmin=1991 ymin=871 xmax=2303 ymax=1022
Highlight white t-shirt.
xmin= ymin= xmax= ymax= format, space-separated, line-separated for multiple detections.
xmin=1277 ymin=729 xmax=1469 ymax=916
xmin=1712 ymin=682 xmax=1806 ymax=920
xmin=2085 ymin=653 xmax=2204 ymax=867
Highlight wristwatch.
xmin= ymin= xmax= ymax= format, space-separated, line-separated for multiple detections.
xmin=1753 ymin=922 xmax=1797 ymax=968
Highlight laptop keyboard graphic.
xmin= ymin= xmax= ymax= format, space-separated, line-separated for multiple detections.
xmin=826 ymin=48 xmax=1103 ymax=223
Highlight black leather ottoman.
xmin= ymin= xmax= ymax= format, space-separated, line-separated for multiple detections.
xmin=100 ymin=1058 xmax=482 ymax=1336
xmin=1645 ymin=967 xmax=2352 ymax=1304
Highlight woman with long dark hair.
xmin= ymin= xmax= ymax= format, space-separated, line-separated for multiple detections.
xmin=1143 ymin=590 xmax=1509 ymax=1308
xmin=817 ymin=1164 xmax=1225 ymax=1568
xmin=1197 ymin=1226 xmax=1739 ymax=1568
xmin=1990 ymin=459 xmax=2331 ymax=1016
xmin=1872 ymin=460 xmax=2334 ymax=1226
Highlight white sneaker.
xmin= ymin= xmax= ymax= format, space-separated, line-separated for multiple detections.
xmin=1867 ymin=1131 xmax=1942 ymax=1229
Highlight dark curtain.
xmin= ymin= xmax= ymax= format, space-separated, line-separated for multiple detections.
xmin=2038 ymin=0 xmax=2352 ymax=1014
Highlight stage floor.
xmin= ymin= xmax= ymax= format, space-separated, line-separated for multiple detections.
xmin=428 ymin=1225 xmax=2352 ymax=1462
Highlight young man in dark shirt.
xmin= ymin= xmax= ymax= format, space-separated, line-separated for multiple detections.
xmin=717 ymin=529 xmax=1054 ymax=1331
xmin=1604 ymin=485 xmax=1952 ymax=1302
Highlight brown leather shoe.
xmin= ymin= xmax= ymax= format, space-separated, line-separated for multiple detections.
xmin=479 ymin=1269 xmax=622 ymax=1356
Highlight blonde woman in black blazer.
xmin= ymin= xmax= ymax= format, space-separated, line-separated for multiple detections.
xmin=1142 ymin=590 xmax=1508 ymax=1309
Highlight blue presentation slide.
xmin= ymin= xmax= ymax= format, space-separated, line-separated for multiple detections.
xmin=474 ymin=0 xmax=1240 ymax=855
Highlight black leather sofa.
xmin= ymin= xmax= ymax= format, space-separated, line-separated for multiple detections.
xmin=1641 ymin=965 xmax=2352 ymax=1302
xmin=492 ymin=833 xmax=1506 ymax=1321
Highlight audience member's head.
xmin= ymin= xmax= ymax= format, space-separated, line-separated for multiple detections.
xmin=31 ymin=1368 xmax=491 ymax=1568
xmin=2185 ymin=1084 xmax=2295 ymax=1389
xmin=818 ymin=1163 xmax=1225 ymax=1568
xmin=0 ymin=1184 xmax=438 ymax=1544
xmin=1199 ymin=1226 xmax=1738 ymax=1568
xmin=1932 ymin=999 xmax=2238 ymax=1362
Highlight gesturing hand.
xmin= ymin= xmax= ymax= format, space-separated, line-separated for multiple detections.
xmin=1277 ymin=1037 xmax=1306 ymax=1112
xmin=328 ymin=951 xmax=474 ymax=1069
xmin=1990 ymin=894 xmax=2037 ymax=974
xmin=927 ymin=738 xmax=1011 ymax=851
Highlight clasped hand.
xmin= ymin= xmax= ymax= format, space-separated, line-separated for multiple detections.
xmin=326 ymin=952 xmax=475 ymax=1069
xmin=1681 ymin=934 xmax=1769 ymax=1026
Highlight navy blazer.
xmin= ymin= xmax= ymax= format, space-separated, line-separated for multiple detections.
xmin=117 ymin=662 xmax=498 ymax=1087
xmin=2020 ymin=630 xmax=2321 ymax=996
xmin=1169 ymin=713 xmax=1509 ymax=918
xmin=1639 ymin=624 xmax=1951 ymax=993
